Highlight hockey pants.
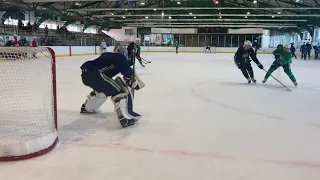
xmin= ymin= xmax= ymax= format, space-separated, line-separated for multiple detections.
xmin=301 ymin=51 xmax=310 ymax=60
xmin=81 ymin=69 xmax=121 ymax=96
xmin=235 ymin=61 xmax=254 ymax=79
xmin=128 ymin=52 xmax=144 ymax=67
xmin=264 ymin=61 xmax=296 ymax=83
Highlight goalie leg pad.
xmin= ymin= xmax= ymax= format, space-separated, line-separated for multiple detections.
xmin=115 ymin=77 xmax=142 ymax=121
xmin=111 ymin=92 xmax=133 ymax=120
xmin=83 ymin=90 xmax=108 ymax=113
xmin=110 ymin=91 xmax=136 ymax=128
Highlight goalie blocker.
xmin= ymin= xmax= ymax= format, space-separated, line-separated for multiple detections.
xmin=80 ymin=52 xmax=145 ymax=128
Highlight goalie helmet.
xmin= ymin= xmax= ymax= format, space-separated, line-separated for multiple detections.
xmin=113 ymin=41 xmax=127 ymax=55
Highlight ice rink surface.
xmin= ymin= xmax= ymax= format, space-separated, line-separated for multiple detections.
xmin=1 ymin=52 xmax=320 ymax=180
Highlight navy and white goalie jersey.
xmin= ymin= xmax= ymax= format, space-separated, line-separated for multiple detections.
xmin=80 ymin=52 xmax=133 ymax=78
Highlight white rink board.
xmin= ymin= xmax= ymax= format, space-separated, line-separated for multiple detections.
xmin=1 ymin=53 xmax=320 ymax=180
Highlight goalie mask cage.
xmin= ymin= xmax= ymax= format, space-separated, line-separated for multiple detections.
xmin=0 ymin=47 xmax=58 ymax=161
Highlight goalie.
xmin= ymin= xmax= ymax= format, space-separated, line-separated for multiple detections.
xmin=80 ymin=52 xmax=145 ymax=128
xmin=113 ymin=41 xmax=126 ymax=54
xmin=204 ymin=45 xmax=211 ymax=53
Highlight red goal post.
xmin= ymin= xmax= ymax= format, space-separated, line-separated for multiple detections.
xmin=0 ymin=47 xmax=58 ymax=161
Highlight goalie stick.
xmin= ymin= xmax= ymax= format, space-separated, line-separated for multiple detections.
xmin=126 ymin=45 xmax=137 ymax=117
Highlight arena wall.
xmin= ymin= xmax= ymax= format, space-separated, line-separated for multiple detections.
xmin=43 ymin=46 xmax=302 ymax=57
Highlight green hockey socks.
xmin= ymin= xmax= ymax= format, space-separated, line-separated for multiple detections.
xmin=283 ymin=66 xmax=296 ymax=82
xmin=264 ymin=66 xmax=276 ymax=80
xmin=264 ymin=65 xmax=296 ymax=83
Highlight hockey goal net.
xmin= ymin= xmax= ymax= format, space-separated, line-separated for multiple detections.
xmin=0 ymin=47 xmax=58 ymax=161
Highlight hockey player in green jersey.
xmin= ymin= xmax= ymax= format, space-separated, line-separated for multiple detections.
xmin=175 ymin=41 xmax=179 ymax=54
xmin=263 ymin=43 xmax=298 ymax=86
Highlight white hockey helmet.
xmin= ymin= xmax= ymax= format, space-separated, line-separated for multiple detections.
xmin=283 ymin=43 xmax=291 ymax=52
xmin=243 ymin=40 xmax=252 ymax=50
xmin=135 ymin=38 xmax=141 ymax=44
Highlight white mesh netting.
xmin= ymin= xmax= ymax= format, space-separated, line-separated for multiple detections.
xmin=0 ymin=47 xmax=57 ymax=160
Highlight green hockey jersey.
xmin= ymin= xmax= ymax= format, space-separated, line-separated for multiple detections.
xmin=272 ymin=46 xmax=293 ymax=65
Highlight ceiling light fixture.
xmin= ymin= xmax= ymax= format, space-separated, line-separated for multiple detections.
xmin=253 ymin=0 xmax=257 ymax=3
xmin=141 ymin=2 xmax=145 ymax=5
xmin=177 ymin=1 xmax=181 ymax=4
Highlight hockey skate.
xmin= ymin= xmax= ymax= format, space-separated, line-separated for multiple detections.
xmin=120 ymin=118 xmax=136 ymax=128
xmin=80 ymin=104 xmax=88 ymax=113
xmin=293 ymin=82 xmax=298 ymax=86
xmin=251 ymin=78 xmax=257 ymax=83
xmin=262 ymin=79 xmax=267 ymax=83
xmin=247 ymin=79 xmax=251 ymax=84
xmin=80 ymin=104 xmax=96 ymax=113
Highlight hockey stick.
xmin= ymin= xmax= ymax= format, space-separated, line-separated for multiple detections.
xmin=131 ymin=46 xmax=137 ymax=97
xmin=141 ymin=58 xmax=151 ymax=64
xmin=263 ymin=69 xmax=291 ymax=91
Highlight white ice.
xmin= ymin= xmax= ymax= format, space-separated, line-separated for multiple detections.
xmin=1 ymin=52 xmax=320 ymax=180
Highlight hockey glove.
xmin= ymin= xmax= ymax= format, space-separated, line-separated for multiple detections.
xmin=257 ymin=63 xmax=264 ymax=69
xmin=275 ymin=54 xmax=282 ymax=61
xmin=123 ymin=76 xmax=139 ymax=89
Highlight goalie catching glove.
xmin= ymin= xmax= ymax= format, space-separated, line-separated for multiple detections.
xmin=123 ymin=75 xmax=145 ymax=90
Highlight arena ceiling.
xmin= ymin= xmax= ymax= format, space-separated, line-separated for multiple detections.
xmin=1 ymin=0 xmax=319 ymax=33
